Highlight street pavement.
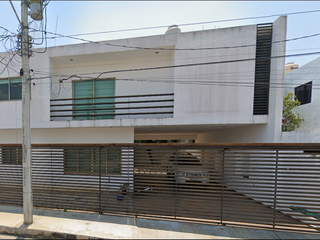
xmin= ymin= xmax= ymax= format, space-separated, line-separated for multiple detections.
xmin=0 ymin=234 xmax=16 ymax=239
xmin=0 ymin=234 xmax=33 ymax=239
xmin=0 ymin=205 xmax=319 ymax=239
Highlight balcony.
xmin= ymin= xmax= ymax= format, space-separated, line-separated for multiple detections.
xmin=50 ymin=93 xmax=174 ymax=121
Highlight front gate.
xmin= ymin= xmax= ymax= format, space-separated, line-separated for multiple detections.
xmin=0 ymin=143 xmax=319 ymax=234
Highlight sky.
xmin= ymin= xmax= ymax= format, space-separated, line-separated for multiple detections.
xmin=1 ymin=1 xmax=320 ymax=67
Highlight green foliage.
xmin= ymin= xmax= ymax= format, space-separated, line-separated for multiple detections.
xmin=282 ymin=92 xmax=304 ymax=132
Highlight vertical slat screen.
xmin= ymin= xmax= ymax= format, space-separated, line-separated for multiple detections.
xmin=253 ymin=23 xmax=273 ymax=115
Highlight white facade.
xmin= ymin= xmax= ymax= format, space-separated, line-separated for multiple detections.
xmin=0 ymin=17 xmax=287 ymax=144
xmin=282 ymin=56 xmax=320 ymax=143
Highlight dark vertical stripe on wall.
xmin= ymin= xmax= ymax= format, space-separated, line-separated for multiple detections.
xmin=253 ymin=23 xmax=273 ymax=115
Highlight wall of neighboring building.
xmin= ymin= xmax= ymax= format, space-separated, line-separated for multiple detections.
xmin=0 ymin=51 xmax=51 ymax=130
xmin=282 ymin=129 xmax=320 ymax=143
xmin=284 ymin=57 xmax=320 ymax=132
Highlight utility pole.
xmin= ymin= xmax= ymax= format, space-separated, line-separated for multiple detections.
xmin=21 ymin=0 xmax=33 ymax=224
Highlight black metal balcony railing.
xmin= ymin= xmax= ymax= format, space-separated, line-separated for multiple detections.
xmin=50 ymin=93 xmax=174 ymax=121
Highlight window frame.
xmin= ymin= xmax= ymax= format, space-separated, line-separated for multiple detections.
xmin=72 ymin=78 xmax=116 ymax=120
xmin=63 ymin=148 xmax=122 ymax=175
xmin=0 ymin=77 xmax=22 ymax=101
xmin=1 ymin=147 xmax=22 ymax=165
xmin=294 ymin=81 xmax=312 ymax=105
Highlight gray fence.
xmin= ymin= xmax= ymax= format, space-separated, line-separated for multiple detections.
xmin=0 ymin=143 xmax=319 ymax=234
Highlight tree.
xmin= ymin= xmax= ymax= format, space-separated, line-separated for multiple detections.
xmin=282 ymin=92 xmax=304 ymax=132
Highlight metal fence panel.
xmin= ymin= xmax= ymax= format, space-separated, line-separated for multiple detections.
xmin=0 ymin=143 xmax=319 ymax=234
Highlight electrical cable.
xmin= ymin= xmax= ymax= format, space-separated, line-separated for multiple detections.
xmin=26 ymin=45 xmax=320 ymax=74
xmin=30 ymin=28 xmax=320 ymax=52
xmin=31 ymin=64 xmax=320 ymax=86
xmin=31 ymin=75 xmax=320 ymax=90
xmin=27 ymin=48 xmax=320 ymax=99
xmin=28 ymin=0 xmax=49 ymax=53
xmin=32 ymin=71 xmax=320 ymax=87
xmin=28 ymin=59 xmax=320 ymax=99
xmin=40 ymin=9 xmax=320 ymax=39
xmin=52 ymin=50 xmax=320 ymax=81
xmin=1 ymin=5 xmax=318 ymax=78
xmin=29 ymin=49 xmax=320 ymax=87
xmin=0 ymin=0 xmax=50 ymax=76
xmin=2 ymin=5 xmax=320 ymax=98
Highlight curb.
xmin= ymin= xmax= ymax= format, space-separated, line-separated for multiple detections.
xmin=0 ymin=225 xmax=104 ymax=239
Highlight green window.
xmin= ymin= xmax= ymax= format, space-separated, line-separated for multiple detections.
xmin=0 ymin=78 xmax=22 ymax=101
xmin=73 ymin=79 xmax=115 ymax=120
xmin=64 ymin=148 xmax=121 ymax=175
xmin=2 ymin=148 xmax=22 ymax=165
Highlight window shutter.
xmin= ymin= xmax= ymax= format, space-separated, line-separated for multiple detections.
xmin=73 ymin=81 xmax=94 ymax=120
xmin=0 ymin=79 xmax=9 ymax=101
xmin=10 ymin=78 xmax=22 ymax=100
xmin=94 ymin=79 xmax=115 ymax=119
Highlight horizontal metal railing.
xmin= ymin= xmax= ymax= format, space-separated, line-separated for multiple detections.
xmin=0 ymin=143 xmax=319 ymax=234
xmin=50 ymin=93 xmax=174 ymax=121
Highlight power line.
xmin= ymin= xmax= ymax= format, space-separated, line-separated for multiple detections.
xmin=32 ymin=59 xmax=320 ymax=76
xmin=2 ymin=6 xmax=320 ymax=79
xmin=0 ymin=26 xmax=15 ymax=35
xmin=103 ymin=32 xmax=320 ymax=51
xmin=32 ymin=70 xmax=320 ymax=86
xmin=53 ymin=50 xmax=320 ymax=81
xmin=41 ymin=9 xmax=320 ymax=39
xmin=31 ymin=75 xmax=320 ymax=92
xmin=29 ymin=49 xmax=320 ymax=85
xmin=26 ymin=46 xmax=305 ymax=73
xmin=29 ymin=74 xmax=320 ymax=105
xmin=3 ymin=9 xmax=320 ymax=87
xmin=29 ymin=46 xmax=320 ymax=75
xmin=102 ymin=78 xmax=320 ymax=89
xmin=28 ymin=65 xmax=320 ymax=97
xmin=51 ymin=77 xmax=320 ymax=87
xmin=31 ymin=28 xmax=320 ymax=52
xmin=0 ymin=1 xmax=51 ymax=76
xmin=30 ymin=71 xmax=320 ymax=104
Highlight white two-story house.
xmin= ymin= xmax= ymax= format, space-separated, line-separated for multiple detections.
xmin=0 ymin=16 xmax=286 ymax=145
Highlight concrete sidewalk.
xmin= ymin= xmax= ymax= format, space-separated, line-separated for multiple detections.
xmin=0 ymin=206 xmax=319 ymax=239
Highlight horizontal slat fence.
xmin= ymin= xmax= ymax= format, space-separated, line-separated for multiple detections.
xmin=0 ymin=146 xmax=23 ymax=206
xmin=0 ymin=143 xmax=319 ymax=234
